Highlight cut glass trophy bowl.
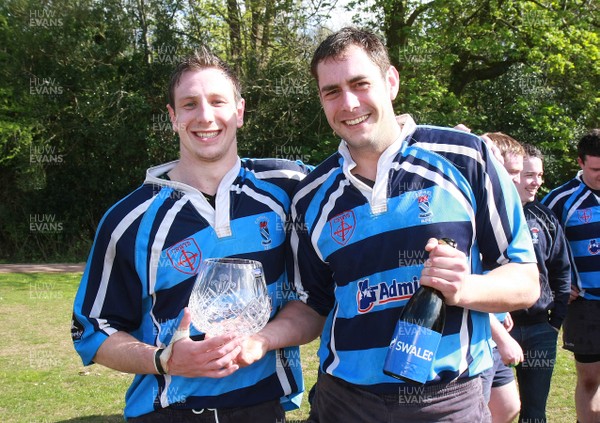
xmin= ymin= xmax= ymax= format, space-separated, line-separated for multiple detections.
xmin=188 ymin=258 xmax=271 ymax=336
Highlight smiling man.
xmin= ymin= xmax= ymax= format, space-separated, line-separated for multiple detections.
xmin=503 ymin=143 xmax=571 ymax=423
xmin=284 ymin=27 xmax=539 ymax=422
xmin=542 ymin=129 xmax=600 ymax=423
xmin=71 ymin=47 xmax=310 ymax=422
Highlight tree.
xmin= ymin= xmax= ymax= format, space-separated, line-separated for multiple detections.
xmin=347 ymin=0 xmax=599 ymax=189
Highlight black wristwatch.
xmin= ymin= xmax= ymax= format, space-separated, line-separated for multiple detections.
xmin=154 ymin=348 xmax=168 ymax=375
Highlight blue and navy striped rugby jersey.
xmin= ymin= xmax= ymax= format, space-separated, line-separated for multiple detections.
xmin=290 ymin=117 xmax=536 ymax=391
xmin=72 ymin=158 xmax=310 ymax=419
xmin=542 ymin=172 xmax=600 ymax=300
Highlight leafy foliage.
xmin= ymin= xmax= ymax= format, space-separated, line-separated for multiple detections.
xmin=0 ymin=0 xmax=598 ymax=261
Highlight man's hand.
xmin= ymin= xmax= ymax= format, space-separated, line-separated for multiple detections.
xmin=503 ymin=312 xmax=514 ymax=332
xmin=234 ymin=333 xmax=269 ymax=368
xmin=497 ymin=332 xmax=524 ymax=367
xmin=569 ymin=285 xmax=581 ymax=304
xmin=419 ymin=238 xmax=469 ymax=306
xmin=167 ymin=308 xmax=243 ymax=378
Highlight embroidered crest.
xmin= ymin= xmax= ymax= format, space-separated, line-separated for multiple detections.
xmin=530 ymin=227 xmax=540 ymax=244
xmin=417 ymin=192 xmax=433 ymax=221
xmin=258 ymin=217 xmax=272 ymax=248
xmin=578 ymin=208 xmax=592 ymax=224
xmin=330 ymin=210 xmax=356 ymax=246
xmin=589 ymin=240 xmax=600 ymax=255
xmin=167 ymin=238 xmax=202 ymax=275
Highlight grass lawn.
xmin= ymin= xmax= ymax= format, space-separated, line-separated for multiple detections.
xmin=0 ymin=272 xmax=576 ymax=422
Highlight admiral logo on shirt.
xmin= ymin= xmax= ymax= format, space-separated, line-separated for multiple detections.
xmin=357 ymin=277 xmax=420 ymax=313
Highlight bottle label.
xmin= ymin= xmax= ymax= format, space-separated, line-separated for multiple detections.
xmin=383 ymin=320 xmax=442 ymax=384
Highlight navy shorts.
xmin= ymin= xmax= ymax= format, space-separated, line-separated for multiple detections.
xmin=128 ymin=399 xmax=284 ymax=423
xmin=480 ymin=346 xmax=515 ymax=402
xmin=563 ymin=298 xmax=600 ymax=356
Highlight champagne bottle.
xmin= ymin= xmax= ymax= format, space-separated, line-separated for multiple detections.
xmin=383 ymin=238 xmax=457 ymax=384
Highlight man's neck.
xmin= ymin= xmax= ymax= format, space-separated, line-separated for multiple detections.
xmin=168 ymin=156 xmax=238 ymax=195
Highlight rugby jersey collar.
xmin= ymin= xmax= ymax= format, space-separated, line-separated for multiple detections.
xmin=576 ymin=170 xmax=600 ymax=201
xmin=145 ymin=159 xmax=241 ymax=238
xmin=338 ymin=114 xmax=417 ymax=215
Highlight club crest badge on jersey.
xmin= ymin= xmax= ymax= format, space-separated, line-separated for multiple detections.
xmin=530 ymin=227 xmax=540 ymax=244
xmin=167 ymin=238 xmax=202 ymax=275
xmin=257 ymin=217 xmax=272 ymax=249
xmin=589 ymin=239 xmax=600 ymax=255
xmin=578 ymin=208 xmax=592 ymax=224
xmin=417 ymin=191 xmax=433 ymax=221
xmin=330 ymin=210 xmax=356 ymax=246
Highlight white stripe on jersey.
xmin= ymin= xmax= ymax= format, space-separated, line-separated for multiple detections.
xmin=458 ymin=309 xmax=470 ymax=376
xmin=233 ymin=184 xmax=287 ymax=223
xmin=147 ymin=195 xmax=189 ymax=356
xmin=325 ymin=305 xmax=341 ymax=374
xmin=413 ymin=142 xmax=485 ymax=167
xmin=149 ymin=195 xmax=188 ymax=297
xmin=293 ymin=167 xmax=339 ymax=205
xmin=564 ymin=191 xmax=592 ymax=228
xmin=90 ymin=197 xmax=154 ymax=320
xmin=483 ymin=165 xmax=510 ymax=264
xmin=545 ymin=185 xmax=579 ymax=211
xmin=289 ymin=205 xmax=307 ymax=303
xmin=254 ymin=168 xmax=306 ymax=181
xmin=394 ymin=160 xmax=476 ymax=236
xmin=311 ymin=179 xmax=352 ymax=262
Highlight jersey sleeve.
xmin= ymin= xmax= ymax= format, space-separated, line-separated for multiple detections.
xmin=473 ymin=137 xmax=537 ymax=268
xmin=289 ymin=194 xmax=336 ymax=317
xmin=546 ymin=216 xmax=572 ymax=329
xmin=71 ymin=198 xmax=146 ymax=365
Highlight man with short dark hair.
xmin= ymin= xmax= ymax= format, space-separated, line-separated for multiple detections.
xmin=280 ymin=27 xmax=539 ymax=422
xmin=542 ymin=129 xmax=600 ymax=423
xmin=507 ymin=142 xmax=571 ymax=423
xmin=71 ymin=46 xmax=310 ymax=422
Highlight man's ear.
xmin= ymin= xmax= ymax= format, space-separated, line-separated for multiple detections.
xmin=236 ymin=98 xmax=245 ymax=128
xmin=387 ymin=66 xmax=400 ymax=100
xmin=167 ymin=104 xmax=178 ymax=132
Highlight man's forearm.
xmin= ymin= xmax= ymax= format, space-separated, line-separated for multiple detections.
xmin=461 ymin=262 xmax=540 ymax=313
xmin=94 ymin=331 xmax=158 ymax=374
xmin=258 ymin=300 xmax=326 ymax=351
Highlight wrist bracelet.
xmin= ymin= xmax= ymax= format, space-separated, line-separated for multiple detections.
xmin=154 ymin=348 xmax=168 ymax=375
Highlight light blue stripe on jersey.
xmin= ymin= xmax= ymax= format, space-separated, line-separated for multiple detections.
xmin=542 ymin=177 xmax=600 ymax=297
xmin=320 ymin=311 xmax=493 ymax=386
xmin=569 ymin=238 xmax=600 ymax=257
xmin=303 ymin=165 xmax=344 ymax=233
xmin=294 ymin=125 xmax=534 ymax=390
xmin=135 ymin=186 xmax=171 ymax=294
xmin=152 ymin=211 xmax=286 ymax=292
xmin=316 ymin=185 xmax=474 ymax=260
xmin=244 ymin=168 xmax=292 ymax=210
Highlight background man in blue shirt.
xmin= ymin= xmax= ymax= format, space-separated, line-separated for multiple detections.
xmin=542 ymin=129 xmax=600 ymax=423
